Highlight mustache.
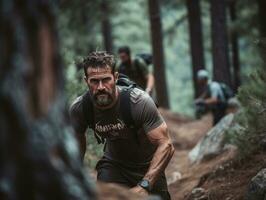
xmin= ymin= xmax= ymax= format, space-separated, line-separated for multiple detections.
xmin=95 ymin=90 xmax=111 ymax=96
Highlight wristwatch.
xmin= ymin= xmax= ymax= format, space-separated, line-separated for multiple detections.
xmin=138 ymin=179 xmax=151 ymax=192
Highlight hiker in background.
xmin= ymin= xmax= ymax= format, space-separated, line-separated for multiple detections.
xmin=194 ymin=69 xmax=234 ymax=125
xmin=117 ymin=46 xmax=154 ymax=95
xmin=69 ymin=51 xmax=174 ymax=199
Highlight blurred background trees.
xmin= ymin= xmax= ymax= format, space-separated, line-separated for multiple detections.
xmin=186 ymin=0 xmax=205 ymax=98
xmin=58 ymin=0 xmax=262 ymax=116
xmin=210 ymin=0 xmax=231 ymax=87
xmin=0 ymin=1 xmax=95 ymax=199
xmin=148 ymin=0 xmax=169 ymax=108
xmin=56 ymin=0 xmax=264 ymax=164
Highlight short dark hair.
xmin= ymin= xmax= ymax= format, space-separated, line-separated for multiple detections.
xmin=80 ymin=51 xmax=116 ymax=76
xmin=118 ymin=46 xmax=131 ymax=56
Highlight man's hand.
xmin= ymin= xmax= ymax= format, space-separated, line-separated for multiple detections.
xmin=194 ymin=98 xmax=205 ymax=106
xmin=145 ymin=87 xmax=152 ymax=95
xmin=130 ymin=185 xmax=149 ymax=196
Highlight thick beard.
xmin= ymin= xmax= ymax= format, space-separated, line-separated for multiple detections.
xmin=93 ymin=85 xmax=116 ymax=107
xmin=94 ymin=93 xmax=113 ymax=107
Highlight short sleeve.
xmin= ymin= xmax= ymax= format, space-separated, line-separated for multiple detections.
xmin=130 ymin=88 xmax=164 ymax=133
xmin=69 ymin=96 xmax=88 ymax=134
xmin=210 ymin=82 xmax=221 ymax=98
xmin=148 ymin=64 xmax=154 ymax=73
xmin=135 ymin=58 xmax=149 ymax=76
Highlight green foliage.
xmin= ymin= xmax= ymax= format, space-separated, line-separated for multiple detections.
xmin=84 ymin=130 xmax=104 ymax=168
xmin=226 ymin=65 xmax=266 ymax=156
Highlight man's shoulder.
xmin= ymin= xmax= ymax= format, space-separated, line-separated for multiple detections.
xmin=129 ymin=87 xmax=150 ymax=104
xmin=69 ymin=92 xmax=88 ymax=114
xmin=133 ymin=57 xmax=147 ymax=67
xmin=118 ymin=86 xmax=152 ymax=109
xmin=209 ymin=81 xmax=221 ymax=90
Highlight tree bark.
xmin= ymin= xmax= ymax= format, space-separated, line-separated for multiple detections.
xmin=0 ymin=1 xmax=95 ymax=199
xmin=148 ymin=0 xmax=169 ymax=108
xmin=257 ymin=0 xmax=266 ymax=63
xmin=228 ymin=0 xmax=241 ymax=92
xmin=101 ymin=0 xmax=113 ymax=53
xmin=186 ymin=0 xmax=205 ymax=98
xmin=258 ymin=0 xmax=266 ymax=39
xmin=210 ymin=0 xmax=232 ymax=86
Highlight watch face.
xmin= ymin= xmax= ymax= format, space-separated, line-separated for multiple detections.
xmin=140 ymin=180 xmax=149 ymax=188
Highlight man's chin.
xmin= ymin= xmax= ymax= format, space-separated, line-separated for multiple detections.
xmin=95 ymin=98 xmax=113 ymax=108
xmin=95 ymin=102 xmax=113 ymax=108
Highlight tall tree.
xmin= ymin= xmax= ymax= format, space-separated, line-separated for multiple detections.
xmin=186 ymin=0 xmax=205 ymax=98
xmin=228 ymin=0 xmax=240 ymax=92
xmin=148 ymin=0 xmax=169 ymax=108
xmin=257 ymin=0 xmax=266 ymax=63
xmin=0 ymin=1 xmax=95 ymax=199
xmin=210 ymin=0 xmax=231 ymax=86
xmin=257 ymin=0 xmax=266 ymax=39
xmin=101 ymin=0 xmax=113 ymax=53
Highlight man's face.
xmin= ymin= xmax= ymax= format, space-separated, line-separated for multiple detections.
xmin=119 ymin=52 xmax=130 ymax=64
xmin=85 ymin=66 xmax=118 ymax=108
xmin=198 ymin=78 xmax=207 ymax=86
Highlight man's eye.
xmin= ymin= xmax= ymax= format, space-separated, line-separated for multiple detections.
xmin=102 ymin=77 xmax=111 ymax=83
xmin=90 ymin=79 xmax=99 ymax=84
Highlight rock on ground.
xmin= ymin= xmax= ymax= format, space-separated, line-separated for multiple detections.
xmin=245 ymin=168 xmax=266 ymax=200
xmin=188 ymin=114 xmax=235 ymax=163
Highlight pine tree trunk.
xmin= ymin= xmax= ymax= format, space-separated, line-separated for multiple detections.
xmin=257 ymin=0 xmax=266 ymax=63
xmin=229 ymin=0 xmax=240 ymax=92
xmin=258 ymin=0 xmax=266 ymax=39
xmin=186 ymin=0 xmax=205 ymax=98
xmin=148 ymin=0 xmax=169 ymax=108
xmin=210 ymin=0 xmax=232 ymax=86
xmin=101 ymin=0 xmax=113 ymax=53
xmin=0 ymin=1 xmax=95 ymax=199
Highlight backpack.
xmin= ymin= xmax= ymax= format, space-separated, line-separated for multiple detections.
xmin=136 ymin=53 xmax=153 ymax=66
xmin=219 ymin=82 xmax=234 ymax=101
xmin=81 ymin=74 xmax=142 ymax=144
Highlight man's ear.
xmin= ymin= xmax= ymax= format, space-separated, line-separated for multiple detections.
xmin=84 ymin=76 xmax=88 ymax=84
xmin=114 ymin=72 xmax=119 ymax=82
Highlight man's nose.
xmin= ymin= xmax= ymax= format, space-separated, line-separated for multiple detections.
xmin=97 ymin=81 xmax=105 ymax=90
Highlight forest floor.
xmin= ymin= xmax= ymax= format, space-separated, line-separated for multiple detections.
xmin=161 ymin=109 xmax=266 ymax=200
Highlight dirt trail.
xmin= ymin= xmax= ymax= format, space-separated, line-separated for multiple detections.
xmin=161 ymin=109 xmax=237 ymax=200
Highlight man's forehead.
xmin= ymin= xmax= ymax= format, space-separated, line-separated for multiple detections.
xmin=87 ymin=66 xmax=113 ymax=76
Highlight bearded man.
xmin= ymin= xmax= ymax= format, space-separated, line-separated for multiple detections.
xmin=69 ymin=51 xmax=174 ymax=200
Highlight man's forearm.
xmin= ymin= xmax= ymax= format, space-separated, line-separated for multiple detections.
xmin=145 ymin=74 xmax=154 ymax=93
xmin=143 ymin=139 xmax=174 ymax=188
xmin=205 ymin=97 xmax=218 ymax=105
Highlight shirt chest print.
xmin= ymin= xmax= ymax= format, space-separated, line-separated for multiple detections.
xmin=95 ymin=119 xmax=126 ymax=137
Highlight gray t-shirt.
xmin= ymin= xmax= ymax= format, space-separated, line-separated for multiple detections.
xmin=207 ymin=81 xmax=225 ymax=102
xmin=69 ymin=87 xmax=164 ymax=166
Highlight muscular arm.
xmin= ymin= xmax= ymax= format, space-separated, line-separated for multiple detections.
xmin=204 ymin=96 xmax=218 ymax=105
xmin=143 ymin=122 xmax=175 ymax=188
xmin=145 ymin=73 xmax=154 ymax=94
xmin=129 ymin=91 xmax=174 ymax=194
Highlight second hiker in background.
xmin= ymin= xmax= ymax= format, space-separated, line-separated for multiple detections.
xmin=117 ymin=46 xmax=155 ymax=95
xmin=195 ymin=69 xmax=234 ymax=126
